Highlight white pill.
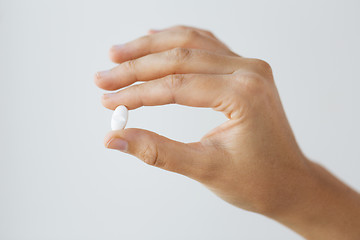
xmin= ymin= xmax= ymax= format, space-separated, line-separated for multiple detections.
xmin=111 ymin=105 xmax=128 ymax=130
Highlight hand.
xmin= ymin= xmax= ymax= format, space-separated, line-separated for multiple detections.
xmin=95 ymin=25 xmax=303 ymax=213
xmin=95 ymin=25 xmax=360 ymax=240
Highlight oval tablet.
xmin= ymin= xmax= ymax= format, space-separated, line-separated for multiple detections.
xmin=111 ymin=105 xmax=128 ymax=130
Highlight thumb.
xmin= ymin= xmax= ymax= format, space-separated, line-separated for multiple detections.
xmin=104 ymin=128 xmax=209 ymax=179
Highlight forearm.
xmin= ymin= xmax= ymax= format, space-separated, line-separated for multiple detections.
xmin=269 ymin=159 xmax=360 ymax=240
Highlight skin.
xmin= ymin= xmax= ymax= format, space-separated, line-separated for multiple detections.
xmin=94 ymin=25 xmax=360 ymax=239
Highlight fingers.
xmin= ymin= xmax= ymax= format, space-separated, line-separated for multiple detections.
xmin=95 ymin=48 xmax=242 ymax=90
xmin=101 ymin=73 xmax=229 ymax=110
xmin=150 ymin=25 xmax=218 ymax=39
xmin=164 ymin=25 xmax=239 ymax=56
xmin=109 ymin=27 xmax=236 ymax=64
xmin=104 ymin=128 xmax=213 ymax=179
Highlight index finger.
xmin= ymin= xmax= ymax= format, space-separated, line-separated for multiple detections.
xmin=101 ymin=73 xmax=232 ymax=112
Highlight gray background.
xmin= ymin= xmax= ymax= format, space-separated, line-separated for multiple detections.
xmin=1 ymin=0 xmax=359 ymax=239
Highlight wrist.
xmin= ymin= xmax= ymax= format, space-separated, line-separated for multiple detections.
xmin=266 ymin=158 xmax=360 ymax=240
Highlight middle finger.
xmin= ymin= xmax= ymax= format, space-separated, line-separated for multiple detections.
xmin=95 ymin=48 xmax=243 ymax=91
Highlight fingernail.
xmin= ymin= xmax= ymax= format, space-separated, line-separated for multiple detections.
xmin=96 ymin=70 xmax=112 ymax=82
xmin=148 ymin=29 xmax=161 ymax=34
xmin=106 ymin=138 xmax=128 ymax=152
xmin=102 ymin=92 xmax=116 ymax=100
xmin=111 ymin=44 xmax=124 ymax=50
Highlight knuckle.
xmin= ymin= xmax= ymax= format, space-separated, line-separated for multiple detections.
xmin=174 ymin=25 xmax=188 ymax=30
xmin=202 ymin=29 xmax=215 ymax=37
xmin=165 ymin=74 xmax=185 ymax=90
xmin=163 ymin=74 xmax=185 ymax=103
xmin=184 ymin=29 xmax=200 ymax=42
xmin=123 ymin=59 xmax=137 ymax=71
xmin=140 ymin=144 xmax=163 ymax=168
xmin=205 ymin=31 xmax=215 ymax=37
xmin=233 ymin=73 xmax=268 ymax=96
xmin=251 ymin=59 xmax=273 ymax=77
xmin=131 ymin=84 xmax=145 ymax=104
xmin=169 ymin=47 xmax=192 ymax=65
xmin=256 ymin=59 xmax=272 ymax=71
xmin=181 ymin=29 xmax=200 ymax=45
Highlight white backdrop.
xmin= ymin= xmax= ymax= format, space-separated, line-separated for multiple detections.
xmin=1 ymin=0 xmax=359 ymax=239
